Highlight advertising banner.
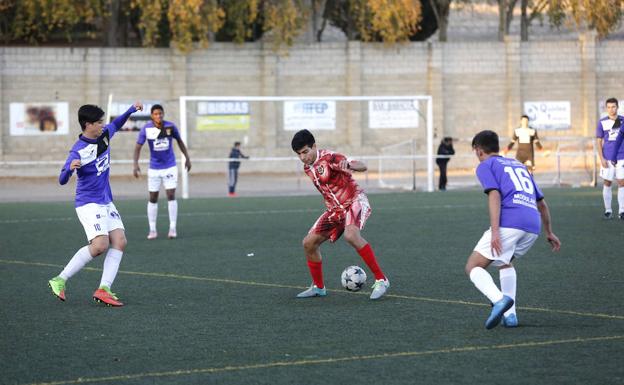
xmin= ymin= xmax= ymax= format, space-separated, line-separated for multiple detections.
xmin=368 ymin=100 xmax=420 ymax=129
xmin=283 ymin=101 xmax=336 ymax=131
xmin=10 ymin=102 xmax=69 ymax=135
xmin=523 ymin=101 xmax=571 ymax=130
xmin=196 ymin=101 xmax=250 ymax=131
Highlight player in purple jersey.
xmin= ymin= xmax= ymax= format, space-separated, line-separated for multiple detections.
xmin=597 ymin=98 xmax=624 ymax=220
xmin=133 ymin=104 xmax=191 ymax=240
xmin=48 ymin=101 xmax=143 ymax=307
xmin=465 ymin=130 xmax=560 ymax=329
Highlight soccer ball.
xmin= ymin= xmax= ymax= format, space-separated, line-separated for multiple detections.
xmin=341 ymin=265 xmax=367 ymax=292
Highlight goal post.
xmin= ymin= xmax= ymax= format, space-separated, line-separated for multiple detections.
xmin=178 ymin=95 xmax=434 ymax=199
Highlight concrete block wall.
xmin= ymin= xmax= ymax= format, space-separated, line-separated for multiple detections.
xmin=0 ymin=34 xmax=613 ymax=176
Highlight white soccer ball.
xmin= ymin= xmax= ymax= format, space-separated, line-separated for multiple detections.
xmin=341 ymin=265 xmax=367 ymax=292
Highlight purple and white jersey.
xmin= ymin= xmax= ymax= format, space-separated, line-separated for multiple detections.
xmin=596 ymin=115 xmax=624 ymax=160
xmin=137 ymin=121 xmax=180 ymax=170
xmin=59 ymin=106 xmax=137 ymax=207
xmin=476 ymin=155 xmax=544 ymax=234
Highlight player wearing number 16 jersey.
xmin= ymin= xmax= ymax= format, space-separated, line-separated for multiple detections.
xmin=291 ymin=129 xmax=389 ymax=300
xmin=465 ymin=130 xmax=561 ymax=329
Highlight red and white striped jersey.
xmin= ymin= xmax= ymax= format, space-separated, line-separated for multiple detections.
xmin=303 ymin=149 xmax=362 ymax=212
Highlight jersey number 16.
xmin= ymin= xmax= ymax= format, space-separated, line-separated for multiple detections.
xmin=504 ymin=166 xmax=534 ymax=194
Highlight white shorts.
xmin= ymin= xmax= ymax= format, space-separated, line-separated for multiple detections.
xmin=473 ymin=227 xmax=539 ymax=266
xmin=148 ymin=166 xmax=178 ymax=192
xmin=76 ymin=202 xmax=125 ymax=241
xmin=599 ymin=160 xmax=624 ymax=181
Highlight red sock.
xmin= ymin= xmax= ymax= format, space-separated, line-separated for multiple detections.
xmin=357 ymin=243 xmax=385 ymax=280
xmin=307 ymin=260 xmax=324 ymax=289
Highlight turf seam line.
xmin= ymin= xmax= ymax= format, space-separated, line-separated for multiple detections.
xmin=2 ymin=258 xmax=623 ymax=321
xmin=0 ymin=201 xmax=603 ymax=224
xmin=21 ymin=335 xmax=624 ymax=385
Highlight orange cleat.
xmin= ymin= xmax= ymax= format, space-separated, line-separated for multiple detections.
xmin=93 ymin=287 xmax=124 ymax=307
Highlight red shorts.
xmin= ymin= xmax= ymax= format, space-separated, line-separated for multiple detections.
xmin=309 ymin=193 xmax=371 ymax=242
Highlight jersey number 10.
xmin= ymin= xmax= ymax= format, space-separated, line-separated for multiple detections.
xmin=503 ymin=166 xmax=534 ymax=194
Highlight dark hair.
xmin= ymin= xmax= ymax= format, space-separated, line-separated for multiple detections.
xmin=291 ymin=129 xmax=315 ymax=152
xmin=471 ymin=130 xmax=500 ymax=154
xmin=234 ymin=141 xmax=241 ymax=146
xmin=151 ymin=104 xmax=164 ymax=113
xmin=521 ymin=114 xmax=530 ymax=120
xmin=78 ymin=105 xmax=105 ymax=131
xmin=606 ymin=98 xmax=619 ymax=107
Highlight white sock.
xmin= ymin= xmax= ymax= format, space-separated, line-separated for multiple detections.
xmin=618 ymin=187 xmax=624 ymax=214
xmin=59 ymin=246 xmax=93 ymax=280
xmin=100 ymin=248 xmax=123 ymax=288
xmin=148 ymin=202 xmax=158 ymax=232
xmin=168 ymin=200 xmax=177 ymax=230
xmin=469 ymin=267 xmax=504 ymax=304
xmin=603 ymin=185 xmax=612 ymax=212
xmin=499 ymin=267 xmax=517 ymax=316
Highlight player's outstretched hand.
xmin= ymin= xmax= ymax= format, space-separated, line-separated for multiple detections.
xmin=70 ymin=159 xmax=81 ymax=170
xmin=338 ymin=159 xmax=350 ymax=171
xmin=185 ymin=159 xmax=192 ymax=172
xmin=602 ymin=159 xmax=610 ymax=168
xmin=133 ymin=101 xmax=143 ymax=111
xmin=490 ymin=230 xmax=502 ymax=257
xmin=547 ymin=232 xmax=561 ymax=252
xmin=133 ymin=165 xmax=141 ymax=178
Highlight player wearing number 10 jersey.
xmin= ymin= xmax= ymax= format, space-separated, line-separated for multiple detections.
xmin=291 ymin=129 xmax=389 ymax=300
xmin=465 ymin=130 xmax=561 ymax=329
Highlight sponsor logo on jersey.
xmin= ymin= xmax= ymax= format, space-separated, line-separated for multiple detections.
xmin=78 ymin=144 xmax=98 ymax=165
xmin=154 ymin=137 xmax=170 ymax=151
xmin=96 ymin=154 xmax=110 ymax=176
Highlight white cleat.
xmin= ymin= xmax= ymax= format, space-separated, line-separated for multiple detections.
xmin=147 ymin=231 xmax=158 ymax=240
xmin=370 ymin=278 xmax=390 ymax=300
xmin=296 ymin=284 xmax=327 ymax=298
xmin=168 ymin=229 xmax=177 ymax=239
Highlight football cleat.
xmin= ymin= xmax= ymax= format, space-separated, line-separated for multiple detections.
xmin=604 ymin=211 xmax=613 ymax=219
xmin=485 ymin=295 xmax=514 ymax=329
xmin=296 ymin=284 xmax=327 ymax=298
xmin=619 ymin=213 xmax=624 ymax=220
xmin=48 ymin=276 xmax=66 ymax=301
xmin=168 ymin=229 xmax=177 ymax=239
xmin=147 ymin=231 xmax=158 ymax=240
xmin=502 ymin=313 xmax=519 ymax=328
xmin=93 ymin=286 xmax=124 ymax=307
xmin=370 ymin=278 xmax=390 ymax=300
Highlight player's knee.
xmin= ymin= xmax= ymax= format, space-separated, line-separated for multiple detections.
xmin=112 ymin=235 xmax=127 ymax=251
xmin=302 ymin=236 xmax=317 ymax=253
xmin=90 ymin=237 xmax=109 ymax=256
xmin=464 ymin=261 xmax=478 ymax=276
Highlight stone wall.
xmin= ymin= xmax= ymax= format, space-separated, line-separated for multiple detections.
xmin=0 ymin=34 xmax=619 ymax=175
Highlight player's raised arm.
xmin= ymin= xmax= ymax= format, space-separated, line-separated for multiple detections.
xmin=108 ymin=101 xmax=143 ymax=136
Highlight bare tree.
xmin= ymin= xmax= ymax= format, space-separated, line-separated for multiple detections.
xmin=429 ymin=0 xmax=451 ymax=41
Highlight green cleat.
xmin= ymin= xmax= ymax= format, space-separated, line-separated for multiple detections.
xmin=48 ymin=276 xmax=66 ymax=301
